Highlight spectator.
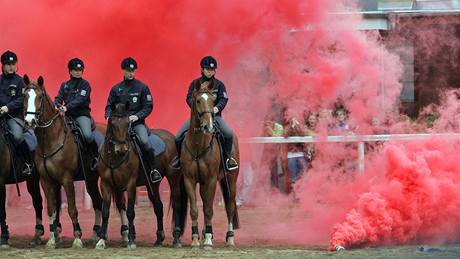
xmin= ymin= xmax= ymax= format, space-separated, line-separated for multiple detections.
xmin=304 ymin=111 xmax=318 ymax=164
xmin=285 ymin=117 xmax=308 ymax=188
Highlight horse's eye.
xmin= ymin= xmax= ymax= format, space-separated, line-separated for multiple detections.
xmin=197 ymin=100 xmax=201 ymax=104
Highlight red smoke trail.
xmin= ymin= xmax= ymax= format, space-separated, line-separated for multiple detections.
xmin=329 ymin=139 xmax=460 ymax=250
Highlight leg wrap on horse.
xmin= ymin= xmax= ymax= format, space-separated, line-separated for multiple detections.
xmin=73 ymin=223 xmax=82 ymax=233
xmin=35 ymin=224 xmax=45 ymax=236
xmin=120 ymin=225 xmax=129 ymax=236
xmin=205 ymin=225 xmax=213 ymax=234
xmin=0 ymin=223 xmax=9 ymax=245
xmin=191 ymin=225 xmax=199 ymax=237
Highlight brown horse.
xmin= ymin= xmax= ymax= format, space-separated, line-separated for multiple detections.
xmin=181 ymin=81 xmax=240 ymax=249
xmin=95 ymin=103 xmax=187 ymax=249
xmin=0 ymin=116 xmax=46 ymax=248
xmin=23 ymin=75 xmax=103 ymax=248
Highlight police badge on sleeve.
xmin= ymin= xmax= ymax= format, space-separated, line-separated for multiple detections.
xmin=81 ymin=90 xmax=87 ymax=96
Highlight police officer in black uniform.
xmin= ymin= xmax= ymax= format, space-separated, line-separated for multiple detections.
xmin=171 ymin=56 xmax=238 ymax=171
xmin=104 ymin=57 xmax=162 ymax=183
xmin=54 ymin=58 xmax=99 ymax=167
xmin=0 ymin=50 xmax=33 ymax=176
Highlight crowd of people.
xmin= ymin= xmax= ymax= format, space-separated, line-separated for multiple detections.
xmin=261 ymin=100 xmax=442 ymax=197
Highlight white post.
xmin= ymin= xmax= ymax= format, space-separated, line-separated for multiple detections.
xmin=358 ymin=141 xmax=365 ymax=173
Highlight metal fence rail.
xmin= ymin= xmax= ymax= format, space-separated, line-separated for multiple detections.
xmin=241 ymin=133 xmax=460 ymax=172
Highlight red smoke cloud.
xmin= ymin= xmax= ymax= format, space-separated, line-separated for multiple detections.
xmin=329 ymin=139 xmax=460 ymax=250
xmin=5 ymin=0 xmax=460 ymax=251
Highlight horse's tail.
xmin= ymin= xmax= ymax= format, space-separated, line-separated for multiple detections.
xmin=221 ymin=176 xmax=240 ymax=229
xmin=170 ymin=172 xmax=188 ymax=236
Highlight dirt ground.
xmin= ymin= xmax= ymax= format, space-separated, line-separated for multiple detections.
xmin=2 ymin=203 xmax=460 ymax=259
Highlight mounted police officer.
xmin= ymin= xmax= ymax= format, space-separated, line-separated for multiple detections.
xmin=0 ymin=50 xmax=33 ymax=176
xmin=104 ymin=57 xmax=162 ymax=183
xmin=171 ymin=56 xmax=238 ymax=171
xmin=54 ymin=58 xmax=99 ymax=168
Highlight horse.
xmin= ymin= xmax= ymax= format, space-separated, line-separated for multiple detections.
xmin=23 ymin=75 xmax=103 ymax=248
xmin=181 ymin=80 xmax=240 ymax=250
xmin=95 ymin=103 xmax=187 ymax=249
xmin=0 ymin=115 xmax=46 ymax=248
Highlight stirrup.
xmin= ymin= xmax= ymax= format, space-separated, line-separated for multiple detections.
xmin=22 ymin=163 xmax=33 ymax=176
xmin=149 ymin=169 xmax=162 ymax=183
xmin=170 ymin=156 xmax=181 ymax=170
xmin=225 ymin=158 xmax=238 ymax=171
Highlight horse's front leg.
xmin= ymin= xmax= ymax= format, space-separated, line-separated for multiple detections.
xmin=184 ymin=174 xmax=200 ymax=249
xmin=126 ymin=180 xmax=137 ymax=249
xmin=62 ymin=177 xmax=83 ymax=248
xmin=148 ymin=183 xmax=165 ymax=247
xmin=85 ymin=174 xmax=103 ymax=242
xmin=96 ymin=177 xmax=112 ymax=249
xmin=114 ymin=189 xmax=128 ymax=243
xmin=0 ymin=180 xmax=9 ymax=249
xmin=40 ymin=178 xmax=58 ymax=249
xmin=200 ymin=176 xmax=218 ymax=250
xmin=26 ymin=173 xmax=45 ymax=246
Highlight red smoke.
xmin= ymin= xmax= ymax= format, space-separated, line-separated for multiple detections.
xmin=4 ymin=0 xmax=460 ymax=251
xmin=329 ymin=139 xmax=460 ymax=250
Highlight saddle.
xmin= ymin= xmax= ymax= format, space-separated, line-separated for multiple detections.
xmin=130 ymin=130 xmax=166 ymax=158
xmin=1 ymin=119 xmax=34 ymax=184
xmin=130 ymin=129 xmax=166 ymax=184
xmin=67 ymin=117 xmax=103 ymax=181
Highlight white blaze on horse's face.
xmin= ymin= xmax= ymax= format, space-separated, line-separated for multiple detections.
xmin=24 ymin=89 xmax=37 ymax=126
xmin=199 ymin=93 xmax=214 ymax=133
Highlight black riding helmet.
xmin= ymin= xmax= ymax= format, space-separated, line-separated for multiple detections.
xmin=200 ymin=56 xmax=217 ymax=69
xmin=121 ymin=57 xmax=137 ymax=71
xmin=1 ymin=50 xmax=18 ymax=65
xmin=68 ymin=58 xmax=84 ymax=71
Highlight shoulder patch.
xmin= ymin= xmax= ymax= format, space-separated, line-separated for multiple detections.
xmin=81 ymin=90 xmax=87 ymax=96
xmin=223 ymin=92 xmax=228 ymax=98
xmin=147 ymin=95 xmax=152 ymax=101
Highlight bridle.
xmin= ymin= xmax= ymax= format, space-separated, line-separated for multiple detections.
xmin=24 ymin=86 xmax=60 ymax=128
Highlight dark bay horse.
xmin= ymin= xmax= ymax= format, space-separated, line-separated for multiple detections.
xmin=23 ymin=75 xmax=103 ymax=248
xmin=0 ymin=116 xmax=45 ymax=248
xmin=181 ymin=81 xmax=240 ymax=249
xmin=95 ymin=104 xmax=187 ymax=249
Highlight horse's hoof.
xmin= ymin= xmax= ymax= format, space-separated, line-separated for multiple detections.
xmin=173 ymin=239 xmax=182 ymax=248
xmin=203 ymin=245 xmax=213 ymax=251
xmin=30 ymin=235 xmax=43 ymax=246
xmin=46 ymin=240 xmax=56 ymax=249
xmin=72 ymin=238 xmax=84 ymax=249
xmin=333 ymin=245 xmax=345 ymax=251
xmin=95 ymin=239 xmax=106 ymax=250
xmin=127 ymin=242 xmax=137 ymax=249
xmin=226 ymin=236 xmax=235 ymax=247
xmin=121 ymin=231 xmax=128 ymax=243
xmin=153 ymin=240 xmax=163 ymax=247
xmin=0 ymin=244 xmax=9 ymax=249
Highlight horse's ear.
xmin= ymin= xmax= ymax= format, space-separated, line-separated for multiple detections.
xmin=194 ymin=80 xmax=202 ymax=91
xmin=23 ymin=74 xmax=30 ymax=85
xmin=37 ymin=76 xmax=44 ymax=86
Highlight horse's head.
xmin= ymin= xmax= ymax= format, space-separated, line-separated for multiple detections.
xmin=23 ymin=74 xmax=46 ymax=128
xmin=108 ymin=103 xmax=131 ymax=155
xmin=193 ymin=81 xmax=216 ymax=134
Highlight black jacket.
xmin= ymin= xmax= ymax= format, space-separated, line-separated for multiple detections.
xmin=54 ymin=77 xmax=92 ymax=118
xmin=186 ymin=77 xmax=228 ymax=116
xmin=105 ymin=78 xmax=153 ymax=125
xmin=0 ymin=73 xmax=25 ymax=118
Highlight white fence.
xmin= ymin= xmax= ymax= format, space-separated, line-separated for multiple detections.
xmin=241 ymin=133 xmax=460 ymax=172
